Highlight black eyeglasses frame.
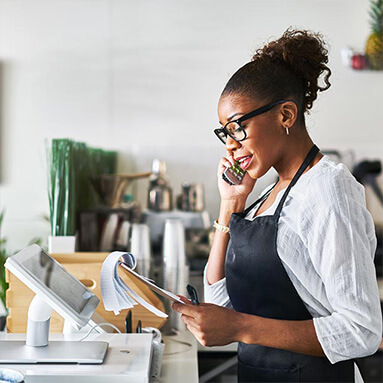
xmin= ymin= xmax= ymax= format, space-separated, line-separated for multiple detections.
xmin=214 ymin=99 xmax=294 ymax=145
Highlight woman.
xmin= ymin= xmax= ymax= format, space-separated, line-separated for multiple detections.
xmin=172 ymin=29 xmax=382 ymax=382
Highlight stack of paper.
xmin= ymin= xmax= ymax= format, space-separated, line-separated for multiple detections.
xmin=100 ymin=251 xmax=168 ymax=318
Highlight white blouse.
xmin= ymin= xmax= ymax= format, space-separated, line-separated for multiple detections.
xmin=204 ymin=156 xmax=382 ymax=382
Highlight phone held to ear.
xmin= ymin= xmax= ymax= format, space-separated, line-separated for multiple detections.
xmin=222 ymin=160 xmax=246 ymax=185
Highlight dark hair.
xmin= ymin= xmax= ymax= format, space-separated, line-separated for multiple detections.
xmin=221 ymin=28 xmax=332 ymax=124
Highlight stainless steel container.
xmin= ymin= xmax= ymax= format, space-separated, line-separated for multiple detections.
xmin=176 ymin=182 xmax=205 ymax=212
xmin=148 ymin=184 xmax=173 ymax=211
xmin=147 ymin=160 xmax=173 ymax=211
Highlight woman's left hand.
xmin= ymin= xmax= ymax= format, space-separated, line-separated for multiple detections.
xmin=172 ymin=298 xmax=243 ymax=347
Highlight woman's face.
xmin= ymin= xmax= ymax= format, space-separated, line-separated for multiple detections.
xmin=218 ymin=94 xmax=287 ymax=180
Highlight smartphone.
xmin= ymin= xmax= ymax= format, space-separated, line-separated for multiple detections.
xmin=222 ymin=160 xmax=246 ymax=185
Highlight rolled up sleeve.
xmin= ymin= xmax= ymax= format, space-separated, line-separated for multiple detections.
xmin=203 ymin=264 xmax=231 ymax=307
xmin=306 ymin=183 xmax=382 ymax=363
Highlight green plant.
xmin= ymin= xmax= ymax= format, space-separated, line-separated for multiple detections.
xmin=47 ymin=139 xmax=117 ymax=236
xmin=0 ymin=210 xmax=8 ymax=309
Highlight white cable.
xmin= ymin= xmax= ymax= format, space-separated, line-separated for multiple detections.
xmin=163 ymin=329 xmax=192 ymax=355
xmin=78 ymin=322 xmax=121 ymax=342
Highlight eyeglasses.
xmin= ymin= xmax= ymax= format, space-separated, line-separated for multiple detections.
xmin=214 ymin=100 xmax=291 ymax=145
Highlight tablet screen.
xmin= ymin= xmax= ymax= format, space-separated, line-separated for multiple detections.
xmin=23 ymin=250 xmax=94 ymax=314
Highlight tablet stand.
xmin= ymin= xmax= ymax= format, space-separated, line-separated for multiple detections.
xmin=0 ymin=293 xmax=108 ymax=364
xmin=26 ymin=295 xmax=52 ymax=347
xmin=1 ymin=245 xmax=109 ymax=364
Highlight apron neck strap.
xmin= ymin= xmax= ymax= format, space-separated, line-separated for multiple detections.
xmin=242 ymin=181 xmax=278 ymax=216
xmin=274 ymin=145 xmax=320 ymax=218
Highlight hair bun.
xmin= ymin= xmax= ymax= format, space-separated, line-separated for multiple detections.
xmin=252 ymin=28 xmax=331 ymax=111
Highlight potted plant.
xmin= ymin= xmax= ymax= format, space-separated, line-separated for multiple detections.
xmin=47 ymin=139 xmax=78 ymax=253
xmin=47 ymin=139 xmax=118 ymax=253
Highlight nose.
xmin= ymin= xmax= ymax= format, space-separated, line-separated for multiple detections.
xmin=226 ymin=135 xmax=241 ymax=152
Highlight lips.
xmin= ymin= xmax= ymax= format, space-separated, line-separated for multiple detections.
xmin=236 ymin=155 xmax=253 ymax=170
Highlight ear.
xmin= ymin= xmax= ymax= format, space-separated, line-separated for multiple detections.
xmin=278 ymin=101 xmax=298 ymax=129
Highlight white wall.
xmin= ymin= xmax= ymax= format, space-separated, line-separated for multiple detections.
xmin=0 ymin=0 xmax=382 ymax=253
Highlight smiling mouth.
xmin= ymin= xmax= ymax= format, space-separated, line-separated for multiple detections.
xmin=237 ymin=155 xmax=253 ymax=170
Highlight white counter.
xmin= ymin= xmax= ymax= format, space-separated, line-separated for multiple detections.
xmin=0 ymin=331 xmax=199 ymax=383
xmin=161 ymin=330 xmax=199 ymax=382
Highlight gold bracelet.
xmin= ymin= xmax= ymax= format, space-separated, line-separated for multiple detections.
xmin=213 ymin=219 xmax=230 ymax=234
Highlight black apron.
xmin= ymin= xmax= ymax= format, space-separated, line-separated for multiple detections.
xmin=225 ymin=145 xmax=355 ymax=382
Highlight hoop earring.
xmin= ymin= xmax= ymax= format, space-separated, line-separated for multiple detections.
xmin=285 ymin=126 xmax=290 ymax=135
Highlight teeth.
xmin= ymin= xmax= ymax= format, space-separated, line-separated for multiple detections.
xmin=238 ymin=156 xmax=251 ymax=163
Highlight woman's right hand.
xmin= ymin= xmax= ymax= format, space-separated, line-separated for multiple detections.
xmin=217 ymin=155 xmax=256 ymax=203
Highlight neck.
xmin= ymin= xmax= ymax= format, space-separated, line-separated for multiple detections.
xmin=274 ymin=130 xmax=320 ymax=183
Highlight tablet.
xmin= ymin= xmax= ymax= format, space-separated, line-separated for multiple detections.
xmin=5 ymin=244 xmax=99 ymax=329
xmin=119 ymin=262 xmax=185 ymax=304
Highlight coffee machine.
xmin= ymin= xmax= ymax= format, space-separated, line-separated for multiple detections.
xmin=143 ymin=160 xmax=212 ymax=267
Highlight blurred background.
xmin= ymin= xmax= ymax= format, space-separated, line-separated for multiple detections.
xmin=0 ymin=0 xmax=382 ymax=252
xmin=0 ymin=1 xmax=383 ymax=381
